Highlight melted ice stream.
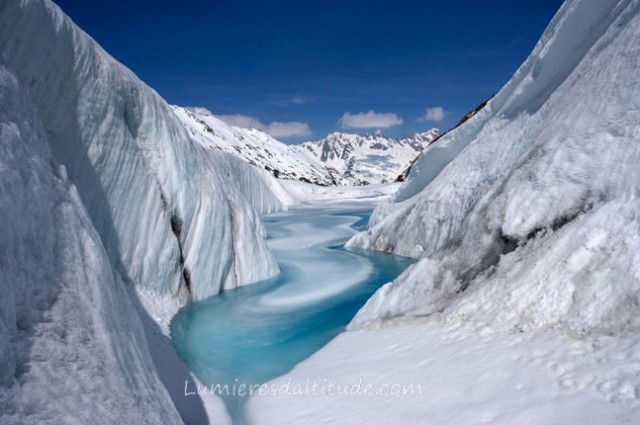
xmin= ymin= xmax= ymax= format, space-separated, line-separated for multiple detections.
xmin=170 ymin=203 xmax=414 ymax=422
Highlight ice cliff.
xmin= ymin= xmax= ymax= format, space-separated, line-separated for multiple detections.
xmin=0 ymin=58 xmax=185 ymax=423
xmin=0 ymin=0 xmax=293 ymax=422
xmin=348 ymin=0 xmax=640 ymax=335
xmin=0 ymin=0 xmax=288 ymax=303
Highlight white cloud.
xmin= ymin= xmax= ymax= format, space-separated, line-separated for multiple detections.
xmin=266 ymin=122 xmax=312 ymax=138
xmin=422 ymin=106 xmax=446 ymax=122
xmin=211 ymin=112 xmax=311 ymax=139
xmin=339 ymin=110 xmax=403 ymax=129
xmin=215 ymin=114 xmax=266 ymax=130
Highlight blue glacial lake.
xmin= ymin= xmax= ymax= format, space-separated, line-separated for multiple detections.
xmin=170 ymin=204 xmax=414 ymax=422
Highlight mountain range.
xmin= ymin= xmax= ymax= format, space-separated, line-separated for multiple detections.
xmin=176 ymin=106 xmax=441 ymax=186
xmin=296 ymin=129 xmax=441 ymax=185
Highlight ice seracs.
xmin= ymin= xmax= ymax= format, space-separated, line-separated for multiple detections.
xmin=297 ymin=129 xmax=440 ymax=185
xmin=348 ymin=0 xmax=640 ymax=335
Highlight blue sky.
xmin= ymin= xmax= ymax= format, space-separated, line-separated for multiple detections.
xmin=55 ymin=0 xmax=564 ymax=143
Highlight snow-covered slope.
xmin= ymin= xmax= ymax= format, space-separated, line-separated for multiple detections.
xmin=0 ymin=61 xmax=181 ymax=424
xmin=0 ymin=0 xmax=289 ymax=304
xmin=297 ymin=129 xmax=440 ymax=185
xmin=249 ymin=322 xmax=639 ymax=425
xmin=174 ymin=106 xmax=337 ymax=186
xmin=348 ymin=0 xmax=640 ymax=335
xmin=175 ymin=105 xmax=439 ymax=188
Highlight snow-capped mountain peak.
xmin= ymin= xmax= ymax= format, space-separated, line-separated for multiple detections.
xmin=297 ymin=129 xmax=440 ymax=185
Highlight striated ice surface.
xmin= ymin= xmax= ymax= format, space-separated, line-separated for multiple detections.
xmin=0 ymin=61 xmax=182 ymax=424
xmin=348 ymin=0 xmax=640 ymax=334
xmin=0 ymin=0 xmax=289 ymax=303
xmin=0 ymin=0 xmax=298 ymax=422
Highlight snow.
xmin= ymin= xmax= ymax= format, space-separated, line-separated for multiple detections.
xmin=174 ymin=106 xmax=335 ymax=187
xmin=347 ymin=0 xmax=640 ymax=335
xmin=394 ymin=0 xmax=639 ymax=203
xmin=297 ymin=129 xmax=440 ymax=185
xmin=279 ymin=180 xmax=400 ymax=203
xmin=248 ymin=321 xmax=640 ymax=424
xmin=176 ymin=191 xmax=640 ymax=425
xmin=0 ymin=61 xmax=181 ymax=424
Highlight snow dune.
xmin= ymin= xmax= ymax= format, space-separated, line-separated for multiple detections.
xmin=348 ymin=0 xmax=640 ymax=336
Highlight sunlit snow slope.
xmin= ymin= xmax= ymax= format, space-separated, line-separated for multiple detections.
xmin=348 ymin=0 xmax=640 ymax=334
xmin=298 ymin=129 xmax=440 ymax=185
xmin=0 ymin=0 xmax=289 ymax=303
xmin=174 ymin=106 xmax=337 ymax=186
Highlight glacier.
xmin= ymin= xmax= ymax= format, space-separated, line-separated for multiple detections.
xmin=3 ymin=0 xmax=640 ymax=422
xmin=348 ymin=0 xmax=640 ymax=334
xmin=0 ymin=0 xmax=300 ymax=422
xmin=243 ymin=2 xmax=640 ymax=422
xmin=0 ymin=60 xmax=183 ymax=424
xmin=0 ymin=0 xmax=291 ymax=304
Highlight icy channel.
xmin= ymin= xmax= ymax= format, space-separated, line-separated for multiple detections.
xmin=170 ymin=203 xmax=414 ymax=422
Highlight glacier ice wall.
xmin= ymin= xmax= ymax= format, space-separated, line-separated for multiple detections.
xmin=0 ymin=61 xmax=182 ymax=424
xmin=348 ymin=0 xmax=640 ymax=334
xmin=0 ymin=0 xmax=284 ymax=302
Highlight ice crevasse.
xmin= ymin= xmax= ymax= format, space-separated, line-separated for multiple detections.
xmin=348 ymin=0 xmax=640 ymax=334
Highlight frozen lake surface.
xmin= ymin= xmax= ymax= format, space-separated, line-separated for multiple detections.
xmin=170 ymin=203 xmax=414 ymax=422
